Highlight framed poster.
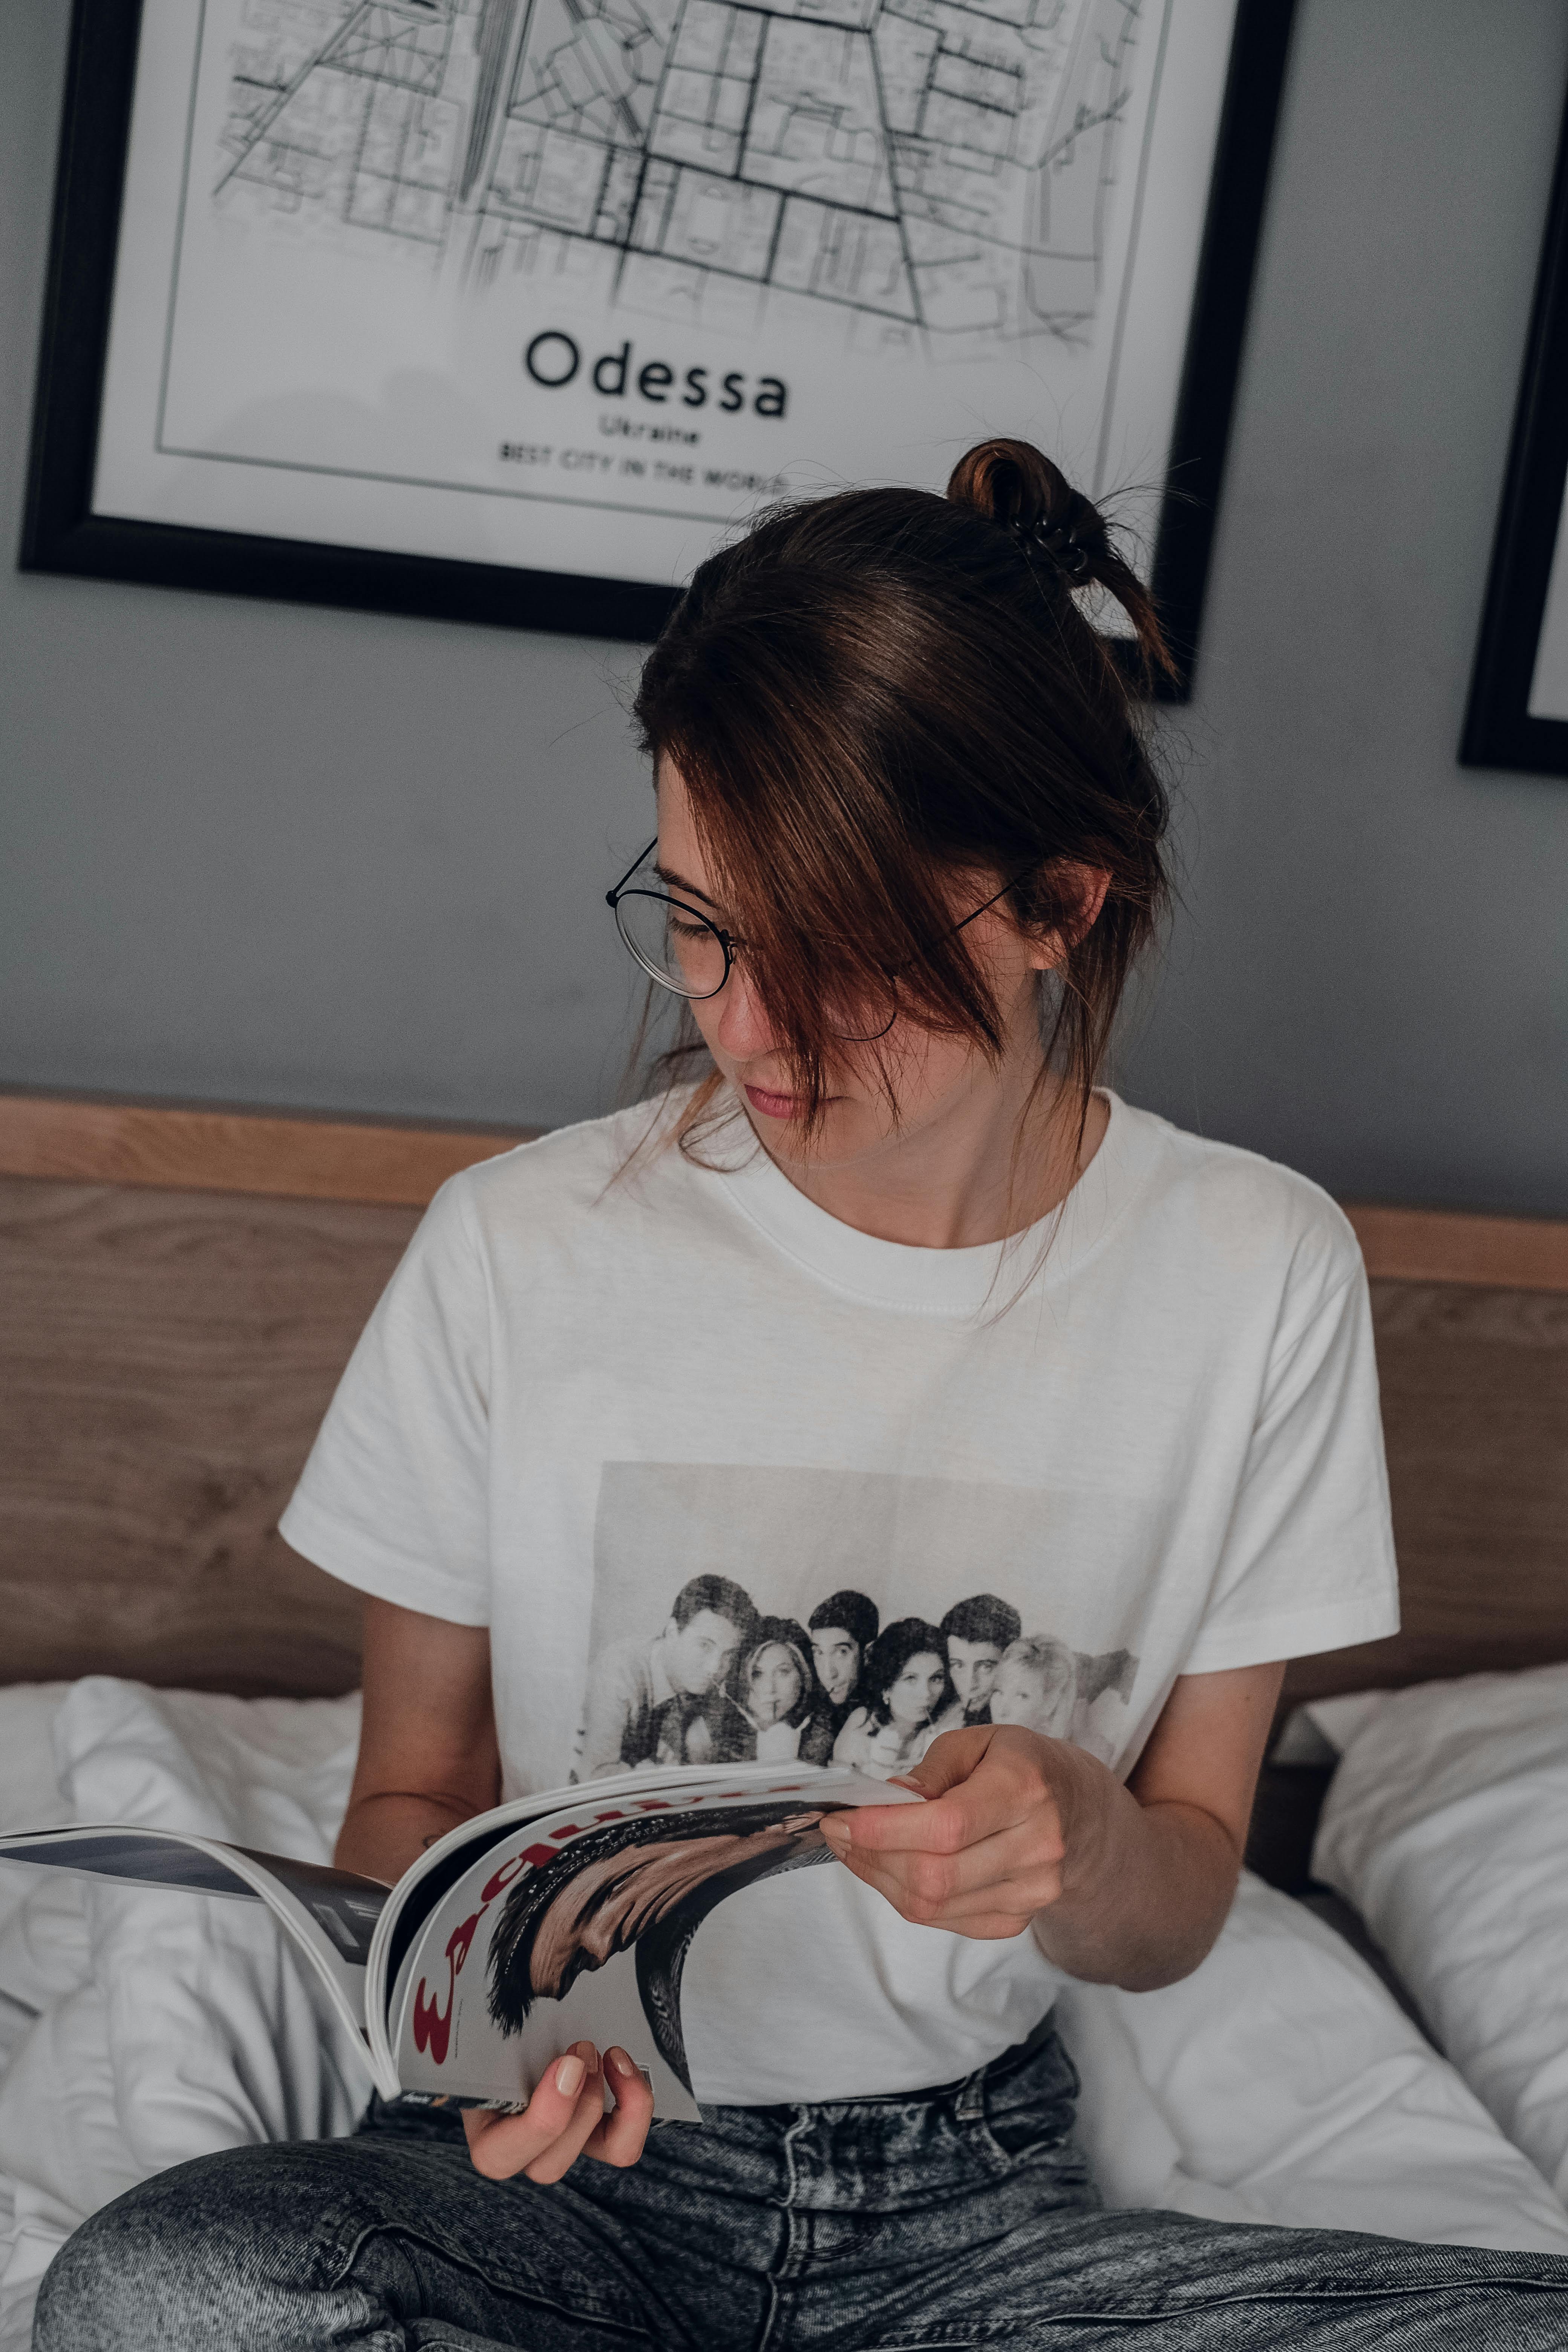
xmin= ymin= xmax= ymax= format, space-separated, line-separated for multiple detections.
xmin=22 ymin=0 xmax=1294 ymax=686
xmin=1463 ymin=81 xmax=1568 ymax=773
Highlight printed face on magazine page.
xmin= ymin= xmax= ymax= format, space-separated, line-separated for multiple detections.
xmin=571 ymin=1464 xmax=1144 ymax=1783
xmin=484 ymin=1801 xmax=841 ymax=2088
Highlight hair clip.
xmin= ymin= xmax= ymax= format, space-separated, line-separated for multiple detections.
xmin=1013 ymin=515 xmax=1092 ymax=583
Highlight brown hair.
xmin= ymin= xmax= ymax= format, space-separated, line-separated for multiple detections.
xmin=629 ymin=436 xmax=1172 ymax=1156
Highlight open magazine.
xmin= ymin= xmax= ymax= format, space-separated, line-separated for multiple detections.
xmin=0 ymin=1764 xmax=916 ymax=2122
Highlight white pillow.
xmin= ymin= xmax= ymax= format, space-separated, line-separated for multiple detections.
xmin=1312 ymin=1661 xmax=1568 ymax=2204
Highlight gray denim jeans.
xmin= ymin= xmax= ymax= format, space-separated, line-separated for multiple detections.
xmin=33 ymin=2029 xmax=1568 ymax=2350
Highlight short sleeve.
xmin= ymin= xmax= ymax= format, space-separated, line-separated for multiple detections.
xmin=1183 ymin=1244 xmax=1400 ymax=1674
xmin=279 ymin=1174 xmax=493 ymax=1626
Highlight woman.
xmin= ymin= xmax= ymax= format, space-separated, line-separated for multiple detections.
xmin=988 ymin=1631 xmax=1079 ymax=1742
xmin=831 ymin=1616 xmax=954 ymax=1776
xmin=736 ymin=1616 xmax=835 ymax=1763
xmin=38 ymin=441 xmax=1568 ymax=2349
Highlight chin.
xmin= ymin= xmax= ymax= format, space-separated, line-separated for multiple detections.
xmin=750 ymin=1103 xmax=878 ymax=1161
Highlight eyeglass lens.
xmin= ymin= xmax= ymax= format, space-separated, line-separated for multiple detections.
xmin=613 ymin=889 xmax=729 ymax=1000
xmin=615 ymin=888 xmax=898 ymax=1040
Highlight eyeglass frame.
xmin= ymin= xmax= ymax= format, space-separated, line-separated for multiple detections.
xmin=605 ymin=838 xmax=1037 ymax=1041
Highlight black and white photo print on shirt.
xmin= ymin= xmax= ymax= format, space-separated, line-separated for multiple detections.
xmin=572 ymin=1463 xmax=1139 ymax=1783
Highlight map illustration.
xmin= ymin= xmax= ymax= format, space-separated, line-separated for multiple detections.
xmin=216 ymin=0 xmax=1147 ymax=346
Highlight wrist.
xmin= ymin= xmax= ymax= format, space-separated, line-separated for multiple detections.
xmin=1038 ymin=1736 xmax=1120 ymax=1907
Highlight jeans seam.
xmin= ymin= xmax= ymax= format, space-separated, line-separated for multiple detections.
xmin=953 ymin=2070 xmax=986 ymax=2125
xmin=755 ymin=2109 xmax=813 ymax=2352
xmin=849 ymin=2272 xmax=1568 ymax=2345
xmin=326 ymin=2219 xmax=656 ymax=2341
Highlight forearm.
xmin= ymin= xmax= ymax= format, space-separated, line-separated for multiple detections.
xmin=1031 ymin=1746 xmax=1241 ymax=1991
xmin=337 ymin=1600 xmax=502 ymax=1886
xmin=334 ymin=1788 xmax=488 ymax=1887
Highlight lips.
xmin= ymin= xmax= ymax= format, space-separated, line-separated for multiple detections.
xmin=744 ymin=1084 xmax=804 ymax=1121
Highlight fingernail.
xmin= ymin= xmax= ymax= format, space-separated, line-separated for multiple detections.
xmin=555 ymin=2053 xmax=586 ymax=2096
xmin=607 ymin=2047 xmax=637 ymax=2077
xmin=577 ymin=2041 xmax=600 ymax=2074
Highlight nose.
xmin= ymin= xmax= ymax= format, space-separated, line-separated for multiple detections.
xmin=714 ymin=959 xmax=779 ymax=1060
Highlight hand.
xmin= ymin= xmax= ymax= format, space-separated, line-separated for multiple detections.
xmin=819 ymin=1724 xmax=1094 ymax=1939
xmin=462 ymin=2043 xmax=654 ymax=2183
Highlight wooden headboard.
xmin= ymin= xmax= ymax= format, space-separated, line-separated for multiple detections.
xmin=2 ymin=1091 xmax=1565 ymax=1701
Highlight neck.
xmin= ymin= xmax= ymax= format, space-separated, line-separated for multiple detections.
xmin=758 ymin=1061 xmax=1108 ymax=1250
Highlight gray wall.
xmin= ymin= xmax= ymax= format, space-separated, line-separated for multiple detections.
xmin=3 ymin=0 xmax=1567 ymax=1209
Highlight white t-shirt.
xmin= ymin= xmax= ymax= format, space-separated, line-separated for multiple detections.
xmin=281 ymin=1089 xmax=1398 ymax=2104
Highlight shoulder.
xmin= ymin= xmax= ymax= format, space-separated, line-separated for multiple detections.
xmin=453 ymin=1096 xmax=679 ymax=1216
xmin=433 ymin=1090 xmax=709 ymax=1256
xmin=1106 ymin=1098 xmax=1364 ymax=1312
xmin=593 ymin=1629 xmax=655 ymax=1682
xmin=374 ymin=1087 xmax=750 ymax=1354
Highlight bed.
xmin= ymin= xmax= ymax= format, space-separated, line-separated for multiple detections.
xmin=3 ymin=1090 xmax=1566 ymax=2346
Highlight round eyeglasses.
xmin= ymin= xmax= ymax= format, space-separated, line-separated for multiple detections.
xmin=606 ymin=841 xmax=737 ymax=1003
xmin=605 ymin=840 xmax=1034 ymax=1046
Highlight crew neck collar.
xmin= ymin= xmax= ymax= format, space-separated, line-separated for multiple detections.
xmin=712 ymin=1090 xmax=1156 ymax=1317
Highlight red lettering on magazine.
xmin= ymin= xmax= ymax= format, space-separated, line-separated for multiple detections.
xmin=415 ymin=1845 xmax=557 ymax=2067
xmin=413 ymin=1966 xmax=455 ymax=2063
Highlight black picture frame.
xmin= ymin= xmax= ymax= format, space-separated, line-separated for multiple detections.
xmin=20 ymin=0 xmax=1296 ymax=692
xmin=1462 ymin=81 xmax=1568 ymax=774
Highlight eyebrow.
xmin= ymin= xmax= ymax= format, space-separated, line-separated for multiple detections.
xmin=653 ymin=862 xmax=722 ymax=911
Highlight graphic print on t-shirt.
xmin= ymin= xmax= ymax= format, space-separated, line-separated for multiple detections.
xmin=572 ymin=1463 xmax=1142 ymax=1784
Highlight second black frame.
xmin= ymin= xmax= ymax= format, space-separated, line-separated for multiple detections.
xmin=1463 ymin=77 xmax=1568 ymax=775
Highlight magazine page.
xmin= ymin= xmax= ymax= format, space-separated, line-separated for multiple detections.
xmin=386 ymin=1770 xmax=916 ymax=2119
xmin=361 ymin=1762 xmax=793 ymax=2087
xmin=0 ymin=1825 xmax=393 ymax=2092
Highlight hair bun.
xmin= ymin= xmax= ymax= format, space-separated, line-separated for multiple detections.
xmin=945 ymin=436 xmax=1170 ymax=680
xmin=945 ymin=437 xmax=1107 ymax=570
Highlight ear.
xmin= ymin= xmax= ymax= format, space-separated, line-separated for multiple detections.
xmin=1025 ymin=863 xmax=1111 ymax=971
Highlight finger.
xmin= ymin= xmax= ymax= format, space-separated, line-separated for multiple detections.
xmin=942 ymin=1911 xmax=1047 ymax=1940
xmin=580 ymin=2046 xmax=656 ymax=2167
xmin=908 ymin=1869 xmax=1061 ymax=1925
xmin=830 ymin=1813 xmax=1063 ymax=1911
xmin=824 ymin=1749 xmax=1045 ymax=1859
xmin=823 ymin=1744 xmax=1026 ymax=1856
xmin=852 ymin=1878 xmax=1055 ymax=1936
xmin=828 ymin=1728 xmax=992 ymax=1824
xmin=837 ymin=1841 xmax=1061 ymax=1928
xmin=523 ymin=2044 xmax=615 ymax=2184
xmin=870 ymin=1823 xmax=1062 ymax=1909
xmin=464 ymin=2043 xmax=603 ymax=2182
xmin=463 ymin=2046 xmax=593 ymax=2179
xmin=898 ymin=1726 xmax=995 ymax=1796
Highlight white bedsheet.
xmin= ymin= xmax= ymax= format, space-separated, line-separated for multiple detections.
xmin=0 ymin=1680 xmax=366 ymax=2352
xmin=2 ymin=1679 xmax=1565 ymax=2352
